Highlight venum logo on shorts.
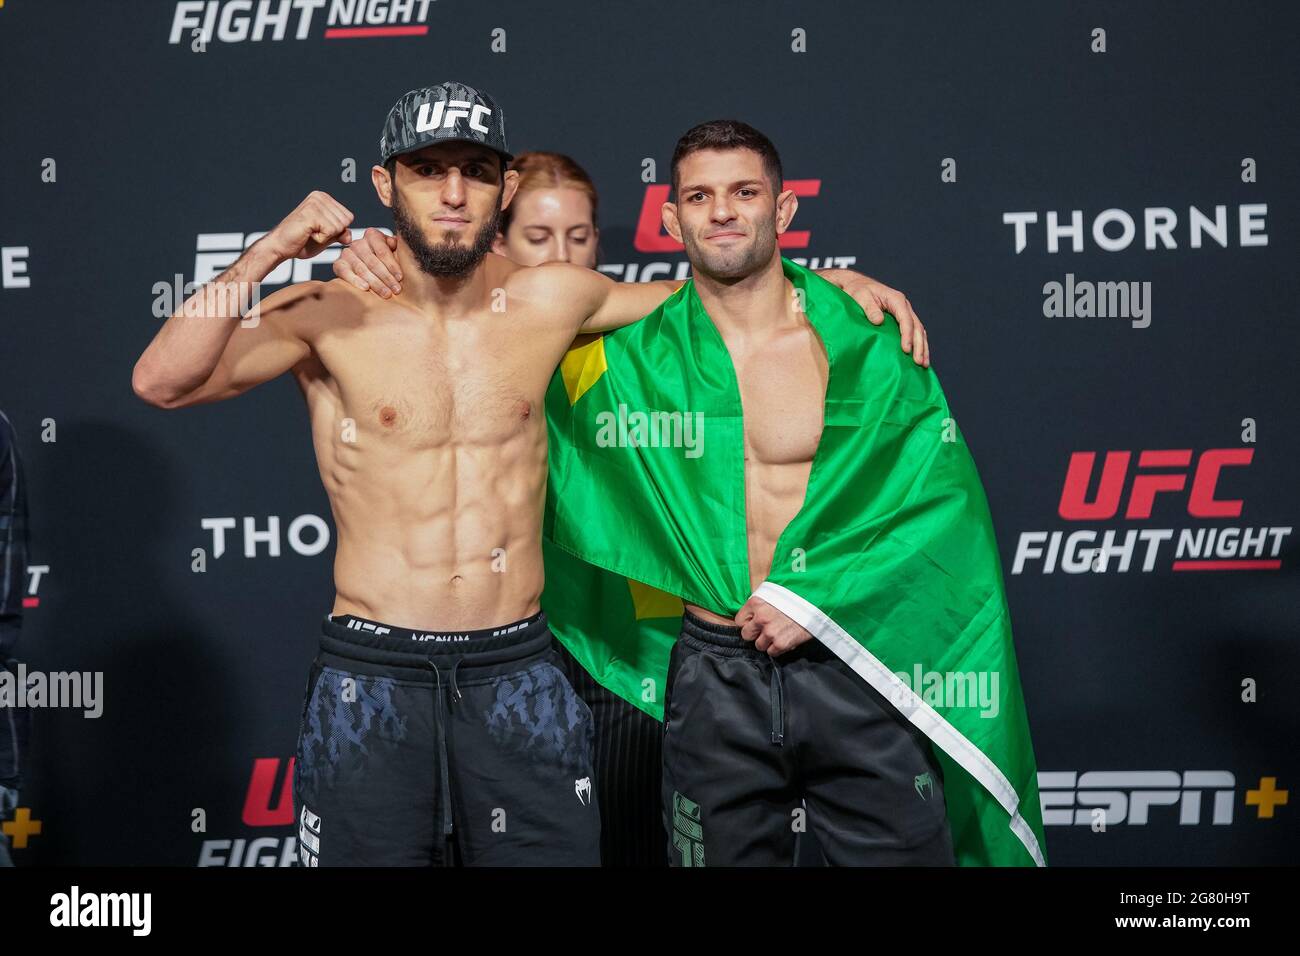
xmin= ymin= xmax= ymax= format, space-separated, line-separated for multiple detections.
xmin=411 ymin=633 xmax=470 ymax=642
xmin=914 ymin=772 xmax=934 ymax=801
xmin=574 ymin=777 xmax=592 ymax=806
xmin=298 ymin=805 xmax=322 ymax=867
xmin=415 ymin=100 xmax=492 ymax=135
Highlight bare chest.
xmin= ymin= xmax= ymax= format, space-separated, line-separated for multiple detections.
xmin=314 ymin=317 xmax=547 ymax=448
xmin=733 ymin=329 xmax=828 ymax=467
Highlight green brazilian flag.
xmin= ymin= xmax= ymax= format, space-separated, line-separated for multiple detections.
xmin=541 ymin=257 xmax=1047 ymax=867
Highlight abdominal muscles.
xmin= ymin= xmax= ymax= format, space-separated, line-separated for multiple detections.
xmin=313 ymin=392 xmax=549 ymax=632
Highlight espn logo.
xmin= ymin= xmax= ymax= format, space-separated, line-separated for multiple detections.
xmin=1039 ymin=771 xmax=1234 ymax=826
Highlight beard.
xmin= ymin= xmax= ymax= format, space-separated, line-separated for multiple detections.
xmin=682 ymin=207 xmax=779 ymax=282
xmin=391 ymin=185 xmax=502 ymax=279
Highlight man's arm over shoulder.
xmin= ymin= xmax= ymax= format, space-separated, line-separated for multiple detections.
xmin=508 ymin=262 xmax=682 ymax=336
xmin=817 ymin=268 xmax=930 ymax=367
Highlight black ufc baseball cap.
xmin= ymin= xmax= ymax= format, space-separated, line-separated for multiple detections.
xmin=379 ymin=81 xmax=512 ymax=167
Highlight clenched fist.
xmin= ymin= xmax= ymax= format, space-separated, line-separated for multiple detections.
xmin=736 ymin=595 xmax=814 ymax=657
xmin=261 ymin=191 xmax=354 ymax=262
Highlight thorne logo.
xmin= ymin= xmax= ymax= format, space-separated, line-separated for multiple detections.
xmin=596 ymin=404 xmax=704 ymax=459
xmin=1039 ymin=771 xmax=1235 ymax=826
xmin=168 ymin=0 xmax=435 ymax=45
xmin=415 ymin=100 xmax=491 ymax=135
xmin=2 ymin=246 xmax=30 ymax=289
xmin=23 ymin=564 xmax=49 ymax=610
xmin=201 ymin=515 xmax=331 ymax=558
xmin=1012 ymin=448 xmax=1291 ymax=574
xmin=50 ymin=886 xmax=151 ymax=936
xmin=1003 ymin=205 xmax=1267 ymax=253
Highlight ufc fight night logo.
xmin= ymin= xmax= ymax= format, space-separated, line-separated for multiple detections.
xmin=168 ymin=1 xmax=435 ymax=45
xmin=607 ymin=179 xmax=857 ymax=282
xmin=1012 ymin=448 xmax=1291 ymax=575
xmin=197 ymin=757 xmax=300 ymax=866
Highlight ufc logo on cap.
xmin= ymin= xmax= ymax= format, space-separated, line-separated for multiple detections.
xmin=416 ymin=100 xmax=491 ymax=134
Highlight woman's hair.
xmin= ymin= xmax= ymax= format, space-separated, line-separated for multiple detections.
xmin=501 ymin=151 xmax=600 ymax=234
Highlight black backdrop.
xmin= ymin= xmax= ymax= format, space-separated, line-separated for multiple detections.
xmin=0 ymin=0 xmax=1296 ymax=865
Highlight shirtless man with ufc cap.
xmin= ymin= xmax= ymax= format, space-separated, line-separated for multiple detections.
xmin=132 ymin=81 xmax=927 ymax=866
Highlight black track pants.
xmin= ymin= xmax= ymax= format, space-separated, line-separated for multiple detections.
xmin=662 ymin=611 xmax=955 ymax=867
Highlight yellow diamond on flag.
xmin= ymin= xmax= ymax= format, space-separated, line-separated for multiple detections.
xmin=560 ymin=334 xmax=608 ymax=405
xmin=627 ymin=578 xmax=684 ymax=620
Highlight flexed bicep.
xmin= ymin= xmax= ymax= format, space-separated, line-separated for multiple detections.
xmin=144 ymin=282 xmax=319 ymax=409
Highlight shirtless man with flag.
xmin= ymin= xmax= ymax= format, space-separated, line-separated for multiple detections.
xmin=134 ymin=82 xmax=927 ymax=866
xmin=344 ymin=118 xmax=1044 ymax=866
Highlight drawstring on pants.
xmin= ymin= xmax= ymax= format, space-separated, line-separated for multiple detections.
xmin=428 ymin=657 xmax=465 ymax=849
xmin=768 ymin=662 xmax=785 ymax=746
xmin=448 ymin=658 xmax=463 ymax=702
